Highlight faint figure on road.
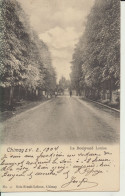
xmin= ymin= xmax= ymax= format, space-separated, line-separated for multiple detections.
xmin=69 ymin=90 xmax=72 ymax=97
xmin=55 ymin=91 xmax=58 ymax=97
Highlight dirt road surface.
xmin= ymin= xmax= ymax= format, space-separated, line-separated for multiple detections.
xmin=0 ymin=96 xmax=120 ymax=144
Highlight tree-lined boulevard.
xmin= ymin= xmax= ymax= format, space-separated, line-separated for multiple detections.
xmin=0 ymin=0 xmax=120 ymax=110
xmin=0 ymin=0 xmax=120 ymax=145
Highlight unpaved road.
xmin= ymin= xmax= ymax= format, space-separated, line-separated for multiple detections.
xmin=0 ymin=96 xmax=120 ymax=144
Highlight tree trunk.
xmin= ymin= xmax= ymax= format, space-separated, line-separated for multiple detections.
xmin=9 ymin=86 xmax=14 ymax=106
xmin=102 ymin=81 xmax=106 ymax=100
xmin=25 ymin=89 xmax=27 ymax=99
xmin=18 ymin=85 xmax=21 ymax=101
xmin=109 ymin=79 xmax=112 ymax=102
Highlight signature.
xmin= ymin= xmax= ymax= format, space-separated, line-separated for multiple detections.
xmin=61 ymin=176 xmax=98 ymax=190
xmin=74 ymin=166 xmax=103 ymax=176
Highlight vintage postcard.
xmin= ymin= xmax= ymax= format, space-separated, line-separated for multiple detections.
xmin=0 ymin=0 xmax=120 ymax=192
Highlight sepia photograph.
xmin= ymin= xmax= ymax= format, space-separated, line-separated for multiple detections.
xmin=0 ymin=0 xmax=120 ymax=145
xmin=0 ymin=0 xmax=120 ymax=192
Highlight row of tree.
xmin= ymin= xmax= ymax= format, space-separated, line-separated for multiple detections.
xmin=0 ymin=0 xmax=56 ymax=107
xmin=70 ymin=0 xmax=120 ymax=101
xmin=57 ymin=77 xmax=70 ymax=94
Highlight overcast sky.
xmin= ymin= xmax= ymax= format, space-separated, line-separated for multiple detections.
xmin=17 ymin=0 xmax=94 ymax=81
